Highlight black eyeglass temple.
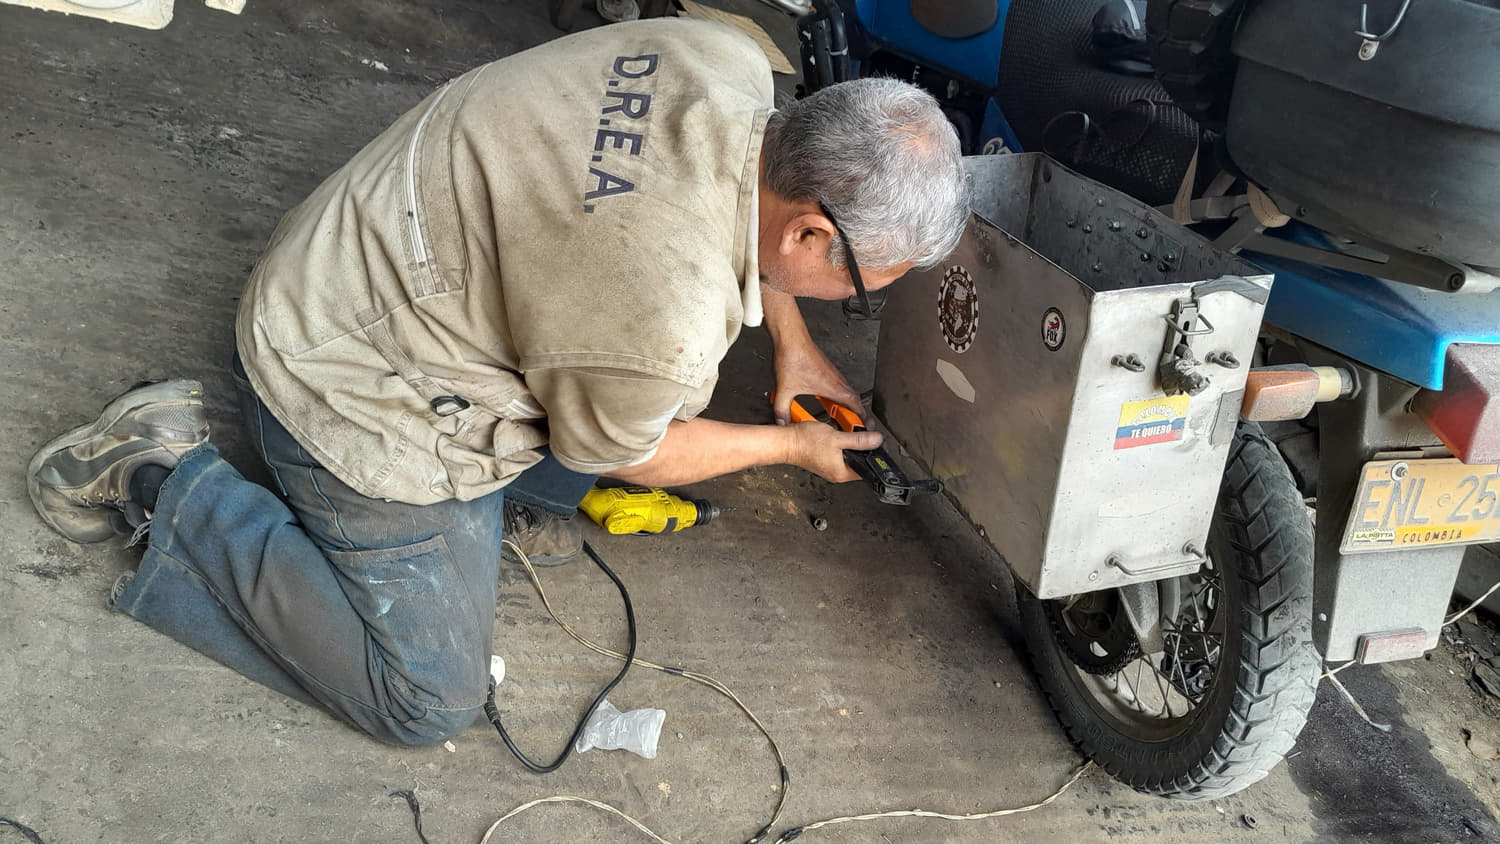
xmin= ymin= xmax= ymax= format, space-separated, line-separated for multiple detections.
xmin=820 ymin=203 xmax=874 ymax=319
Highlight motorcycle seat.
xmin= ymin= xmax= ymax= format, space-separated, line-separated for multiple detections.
xmin=994 ymin=0 xmax=1197 ymax=206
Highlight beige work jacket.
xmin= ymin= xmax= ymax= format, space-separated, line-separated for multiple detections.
xmin=236 ymin=20 xmax=772 ymax=504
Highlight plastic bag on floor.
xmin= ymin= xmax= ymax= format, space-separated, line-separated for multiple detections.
xmin=574 ymin=699 xmax=666 ymax=759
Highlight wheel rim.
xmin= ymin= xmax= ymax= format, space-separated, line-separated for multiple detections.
xmin=1049 ymin=557 xmax=1226 ymax=742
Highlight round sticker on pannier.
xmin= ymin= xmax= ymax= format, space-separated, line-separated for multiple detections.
xmin=938 ymin=265 xmax=979 ymax=353
xmin=1042 ymin=307 xmax=1066 ymax=351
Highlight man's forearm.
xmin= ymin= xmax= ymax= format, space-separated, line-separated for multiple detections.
xmin=605 ymin=417 xmax=792 ymax=487
xmin=760 ymin=282 xmax=814 ymax=351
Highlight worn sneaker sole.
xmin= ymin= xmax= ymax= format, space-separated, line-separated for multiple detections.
xmin=27 ymin=379 xmax=208 ymax=543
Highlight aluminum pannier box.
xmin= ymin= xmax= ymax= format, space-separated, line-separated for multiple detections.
xmin=874 ymin=154 xmax=1273 ymax=598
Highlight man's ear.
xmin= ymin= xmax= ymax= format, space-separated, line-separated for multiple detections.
xmin=780 ymin=211 xmax=838 ymax=257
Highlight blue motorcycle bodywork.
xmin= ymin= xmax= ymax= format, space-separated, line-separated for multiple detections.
xmin=1255 ymin=250 xmax=1500 ymax=391
xmin=853 ymin=0 xmax=1013 ymax=88
xmin=848 ymin=0 xmax=1500 ymax=390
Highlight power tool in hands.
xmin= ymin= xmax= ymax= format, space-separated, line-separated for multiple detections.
xmin=784 ymin=394 xmax=942 ymax=506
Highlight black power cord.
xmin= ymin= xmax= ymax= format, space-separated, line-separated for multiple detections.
xmin=0 ymin=817 xmax=45 ymax=844
xmin=484 ymin=541 xmax=637 ymax=773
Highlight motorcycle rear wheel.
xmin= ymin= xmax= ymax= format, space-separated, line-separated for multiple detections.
xmin=1017 ymin=423 xmax=1320 ymax=798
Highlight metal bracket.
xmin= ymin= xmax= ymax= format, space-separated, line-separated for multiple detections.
xmin=1118 ymin=581 xmax=1163 ymax=654
xmin=1213 ymin=204 xmax=1267 ymax=253
xmin=1193 ymin=275 xmax=1271 ymax=306
xmin=1107 ymin=547 xmax=1208 ymax=578
xmin=1239 ymin=232 xmax=1500 ymax=294
xmin=1354 ymin=0 xmax=1412 ymax=61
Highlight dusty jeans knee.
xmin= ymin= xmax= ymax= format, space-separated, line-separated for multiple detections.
xmin=111 ymin=365 xmax=523 ymax=745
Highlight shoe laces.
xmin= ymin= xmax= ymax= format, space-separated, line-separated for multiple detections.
xmin=504 ymin=502 xmax=541 ymax=536
xmin=109 ymin=571 xmax=136 ymax=608
xmin=125 ymin=518 xmax=152 ymax=548
xmin=122 ymin=501 xmax=153 ymax=547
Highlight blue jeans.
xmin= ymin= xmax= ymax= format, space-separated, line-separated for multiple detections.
xmin=111 ymin=361 xmax=595 ymax=745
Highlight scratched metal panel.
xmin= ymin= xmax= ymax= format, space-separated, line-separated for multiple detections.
xmin=875 ymin=154 xmax=1271 ymax=598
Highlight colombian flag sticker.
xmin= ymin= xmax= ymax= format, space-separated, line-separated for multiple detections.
xmin=1114 ymin=395 xmax=1191 ymax=450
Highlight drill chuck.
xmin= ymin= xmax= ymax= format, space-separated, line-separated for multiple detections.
xmin=692 ymin=500 xmax=721 ymax=526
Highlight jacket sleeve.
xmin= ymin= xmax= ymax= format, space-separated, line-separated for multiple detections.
xmin=525 ymin=366 xmax=705 ymax=474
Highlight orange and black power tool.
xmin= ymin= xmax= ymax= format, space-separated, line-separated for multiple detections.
xmin=783 ymin=394 xmax=941 ymax=506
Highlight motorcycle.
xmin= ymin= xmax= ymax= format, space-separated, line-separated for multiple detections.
xmin=798 ymin=0 xmax=1500 ymax=798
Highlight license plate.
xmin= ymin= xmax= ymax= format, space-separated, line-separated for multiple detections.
xmin=1341 ymin=458 xmax=1500 ymax=554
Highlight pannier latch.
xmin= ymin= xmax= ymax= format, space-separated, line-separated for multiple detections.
xmin=1158 ymin=297 xmax=1215 ymax=396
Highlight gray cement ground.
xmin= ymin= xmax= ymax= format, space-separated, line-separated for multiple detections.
xmin=2 ymin=1 xmax=1498 ymax=842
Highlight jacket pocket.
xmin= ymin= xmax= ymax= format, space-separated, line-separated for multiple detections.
xmin=359 ymin=313 xmax=550 ymax=498
xmin=402 ymin=79 xmax=473 ymax=298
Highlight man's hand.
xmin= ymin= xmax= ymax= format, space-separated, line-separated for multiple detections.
xmin=761 ymin=283 xmax=864 ymax=424
xmin=786 ymin=420 xmax=882 ymax=483
xmin=771 ymin=338 xmax=863 ymax=425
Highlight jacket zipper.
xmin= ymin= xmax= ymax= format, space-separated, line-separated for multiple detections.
xmin=406 ymin=83 xmax=453 ymax=268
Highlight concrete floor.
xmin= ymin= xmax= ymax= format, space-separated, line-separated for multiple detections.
xmin=2 ymin=1 xmax=1498 ymax=841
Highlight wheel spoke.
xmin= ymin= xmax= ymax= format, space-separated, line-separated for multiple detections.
xmin=1148 ymin=654 xmax=1173 ymax=718
xmin=1169 ymin=634 xmax=1188 ymax=714
xmin=1132 ymin=659 xmax=1145 ymax=707
xmin=1118 ymin=661 xmax=1142 ymax=711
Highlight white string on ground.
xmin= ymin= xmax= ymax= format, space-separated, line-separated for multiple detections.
xmin=768 ymin=762 xmax=1095 ymax=843
xmin=1445 ymin=579 xmax=1500 ymax=627
xmin=1323 ymin=660 xmax=1355 ymax=679
xmin=478 ymin=795 xmax=674 ymax=844
xmin=1321 ymin=661 xmax=1391 ymax=733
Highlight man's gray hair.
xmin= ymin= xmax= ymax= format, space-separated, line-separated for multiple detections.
xmin=763 ymin=77 xmax=968 ymax=271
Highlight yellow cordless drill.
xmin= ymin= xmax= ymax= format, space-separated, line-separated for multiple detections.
xmin=579 ymin=486 xmax=725 ymax=535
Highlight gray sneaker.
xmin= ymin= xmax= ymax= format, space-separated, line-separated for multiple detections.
xmin=28 ymin=380 xmax=210 ymax=543
xmin=502 ymin=501 xmax=583 ymax=567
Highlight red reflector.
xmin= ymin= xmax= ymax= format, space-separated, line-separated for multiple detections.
xmin=1357 ymin=629 xmax=1430 ymax=664
xmin=1413 ymin=344 xmax=1500 ymax=464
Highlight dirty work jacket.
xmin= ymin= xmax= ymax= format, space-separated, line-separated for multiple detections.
xmin=237 ymin=20 xmax=773 ymax=505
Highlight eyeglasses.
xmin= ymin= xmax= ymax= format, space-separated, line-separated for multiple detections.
xmin=819 ymin=203 xmax=874 ymax=319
